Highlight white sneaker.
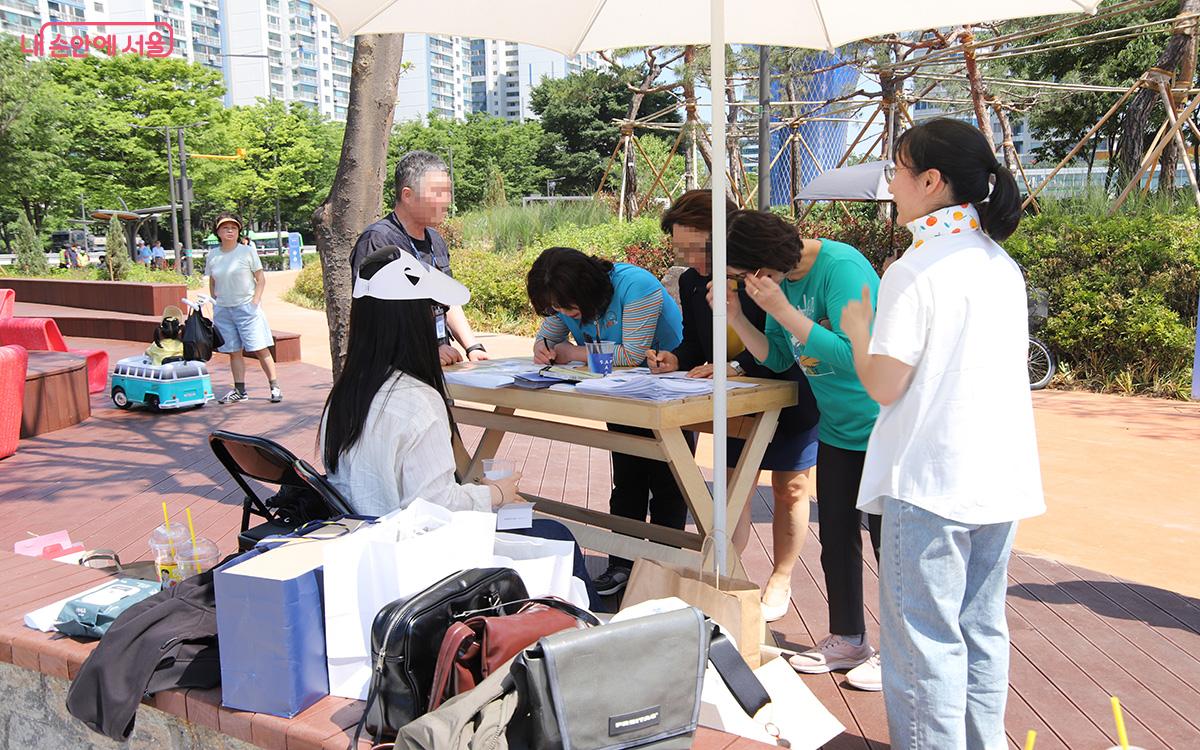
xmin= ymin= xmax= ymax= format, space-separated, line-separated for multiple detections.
xmin=218 ymin=389 xmax=248 ymax=404
xmin=270 ymin=386 xmax=283 ymax=403
xmin=846 ymin=653 xmax=882 ymax=691
xmin=788 ymin=634 xmax=874 ymax=674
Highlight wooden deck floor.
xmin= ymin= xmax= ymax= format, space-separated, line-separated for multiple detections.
xmin=1 ymin=338 xmax=1197 ymax=749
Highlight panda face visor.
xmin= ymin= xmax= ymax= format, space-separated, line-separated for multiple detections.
xmin=352 ymin=253 xmax=470 ymax=307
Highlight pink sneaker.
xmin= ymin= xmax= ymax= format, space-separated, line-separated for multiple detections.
xmin=788 ymin=634 xmax=874 ymax=673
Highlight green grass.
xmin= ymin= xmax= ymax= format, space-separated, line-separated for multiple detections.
xmin=455 ymin=200 xmax=613 ymax=252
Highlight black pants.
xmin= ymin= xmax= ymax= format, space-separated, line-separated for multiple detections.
xmin=816 ymin=441 xmax=882 ymax=636
xmin=606 ymin=423 xmax=692 ymax=569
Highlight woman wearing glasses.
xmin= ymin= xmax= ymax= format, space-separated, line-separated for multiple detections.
xmin=527 ymin=246 xmax=683 ymax=597
xmin=646 ymin=190 xmax=821 ymax=624
xmin=841 ymin=118 xmax=1041 ymax=749
xmin=720 ymin=210 xmax=883 ymax=690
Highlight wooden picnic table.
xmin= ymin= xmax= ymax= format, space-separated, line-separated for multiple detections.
xmin=446 ymin=358 xmax=797 ymax=575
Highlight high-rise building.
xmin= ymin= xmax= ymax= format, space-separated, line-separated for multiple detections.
xmin=394 ymin=34 xmax=473 ymax=122
xmin=469 ymin=40 xmax=602 ymax=123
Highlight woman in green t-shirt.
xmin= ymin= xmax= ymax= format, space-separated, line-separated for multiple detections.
xmin=720 ymin=209 xmax=882 ymax=689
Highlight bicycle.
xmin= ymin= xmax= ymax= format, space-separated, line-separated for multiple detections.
xmin=1027 ymin=288 xmax=1056 ymax=390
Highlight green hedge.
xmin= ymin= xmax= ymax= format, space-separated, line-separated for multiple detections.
xmin=1004 ymin=213 xmax=1199 ymax=398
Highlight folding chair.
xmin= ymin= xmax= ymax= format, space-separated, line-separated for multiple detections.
xmin=209 ymin=430 xmax=353 ymax=550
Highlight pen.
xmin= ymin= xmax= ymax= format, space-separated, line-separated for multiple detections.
xmin=538 ymin=336 xmax=556 ymax=364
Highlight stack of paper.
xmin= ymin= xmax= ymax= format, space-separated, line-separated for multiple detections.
xmin=574 ymin=373 xmax=755 ymax=401
xmin=443 ymin=370 xmax=515 ymax=389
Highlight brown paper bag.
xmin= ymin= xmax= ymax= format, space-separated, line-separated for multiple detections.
xmin=623 ymin=558 xmax=763 ymax=667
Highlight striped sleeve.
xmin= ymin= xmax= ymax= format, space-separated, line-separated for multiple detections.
xmin=615 ymin=289 xmax=663 ymax=367
xmin=535 ymin=315 xmax=570 ymax=344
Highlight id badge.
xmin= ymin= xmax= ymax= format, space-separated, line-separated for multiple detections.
xmin=436 ymin=315 xmax=447 ymax=340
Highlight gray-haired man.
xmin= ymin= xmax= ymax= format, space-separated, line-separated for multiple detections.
xmin=350 ymin=150 xmax=487 ymax=365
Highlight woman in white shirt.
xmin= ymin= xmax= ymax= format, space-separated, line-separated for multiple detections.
xmin=322 ymin=249 xmax=600 ymax=608
xmin=322 ymin=249 xmax=520 ymax=516
xmin=841 ymin=118 xmax=1043 ymax=748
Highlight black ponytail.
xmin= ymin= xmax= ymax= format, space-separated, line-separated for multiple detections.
xmin=896 ymin=118 xmax=1022 ymax=242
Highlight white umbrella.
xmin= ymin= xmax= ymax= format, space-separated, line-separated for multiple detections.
xmin=318 ymin=0 xmax=1102 ymax=572
xmin=796 ymin=161 xmax=893 ymax=202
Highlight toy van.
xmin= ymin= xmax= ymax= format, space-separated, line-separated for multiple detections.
xmin=109 ymin=356 xmax=215 ymax=411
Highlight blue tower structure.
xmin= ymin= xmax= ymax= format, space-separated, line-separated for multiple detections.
xmin=767 ymin=52 xmax=858 ymax=207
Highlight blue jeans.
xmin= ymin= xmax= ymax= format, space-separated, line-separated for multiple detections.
xmin=880 ymin=498 xmax=1016 ymax=750
xmin=511 ymin=519 xmax=601 ymax=610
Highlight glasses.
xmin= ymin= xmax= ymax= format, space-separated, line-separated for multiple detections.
xmin=883 ymin=161 xmax=918 ymax=184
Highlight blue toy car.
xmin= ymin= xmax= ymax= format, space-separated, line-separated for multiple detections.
xmin=109 ymin=356 xmax=215 ymax=411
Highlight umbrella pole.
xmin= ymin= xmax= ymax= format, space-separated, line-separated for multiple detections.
xmin=711 ymin=0 xmax=729 ymax=575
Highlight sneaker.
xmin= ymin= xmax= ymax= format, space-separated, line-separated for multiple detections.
xmin=788 ymin=634 xmax=874 ymax=674
xmin=593 ymin=565 xmax=632 ymax=596
xmin=270 ymin=386 xmax=283 ymax=403
xmin=846 ymin=653 xmax=882 ymax=691
xmin=218 ymin=390 xmax=248 ymax=404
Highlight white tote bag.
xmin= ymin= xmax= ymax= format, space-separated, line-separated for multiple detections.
xmin=323 ymin=499 xmax=496 ymax=699
xmin=491 ymin=532 xmax=586 ymax=607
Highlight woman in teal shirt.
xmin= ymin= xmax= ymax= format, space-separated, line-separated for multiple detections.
xmin=722 ymin=210 xmax=883 ymax=689
xmin=527 ymin=246 xmax=684 ymax=597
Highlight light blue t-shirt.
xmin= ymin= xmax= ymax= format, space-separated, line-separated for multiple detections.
xmin=554 ymin=263 xmax=683 ymax=354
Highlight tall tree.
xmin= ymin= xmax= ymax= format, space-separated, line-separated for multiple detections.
xmin=12 ymin=212 xmax=47 ymax=275
xmin=312 ymin=34 xmax=406 ymax=378
xmin=530 ymin=68 xmax=681 ymax=196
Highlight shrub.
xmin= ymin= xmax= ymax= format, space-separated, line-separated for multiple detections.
xmin=13 ymin=213 xmax=48 ymax=275
xmin=104 ymin=216 xmax=129 ymax=281
xmin=284 ymin=260 xmax=325 ymax=309
xmin=1004 ymin=211 xmax=1199 ymax=397
xmin=538 ymin=215 xmax=665 ymax=261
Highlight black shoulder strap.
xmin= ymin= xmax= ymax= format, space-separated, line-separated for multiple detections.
xmin=707 ymin=628 xmax=771 ymax=717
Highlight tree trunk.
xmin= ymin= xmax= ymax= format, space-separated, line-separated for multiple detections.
xmin=786 ymin=79 xmax=802 ymax=216
xmin=1158 ymin=13 xmax=1198 ymax=192
xmin=993 ymin=103 xmax=1019 ymax=171
xmin=1116 ymin=0 xmax=1200 ymax=185
xmin=683 ymin=47 xmax=698 ymax=191
xmin=311 ymin=34 xmax=406 ymax=379
xmin=961 ymin=28 xmax=995 ymax=151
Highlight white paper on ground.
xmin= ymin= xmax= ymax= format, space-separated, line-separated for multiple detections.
xmin=495 ymin=503 xmax=533 ymax=530
xmin=700 ymin=656 xmax=844 ymax=749
xmin=24 ymin=581 xmax=117 ymax=632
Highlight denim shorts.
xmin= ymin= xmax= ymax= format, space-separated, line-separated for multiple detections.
xmin=214 ymin=303 xmax=274 ymax=353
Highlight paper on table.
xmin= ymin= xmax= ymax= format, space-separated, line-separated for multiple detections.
xmin=495 ymin=503 xmax=533 ymax=530
xmin=574 ymin=372 xmax=755 ymax=401
xmin=25 ymin=581 xmax=118 ymax=632
xmin=443 ymin=370 xmax=515 ymax=389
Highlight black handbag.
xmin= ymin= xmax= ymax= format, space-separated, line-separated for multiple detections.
xmin=181 ymin=306 xmax=223 ymax=362
xmin=354 ymin=567 xmax=529 ymax=747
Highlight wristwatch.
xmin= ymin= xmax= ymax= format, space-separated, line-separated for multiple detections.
xmin=465 ymin=343 xmax=487 ymax=356
xmin=728 ymin=360 xmax=745 ymax=376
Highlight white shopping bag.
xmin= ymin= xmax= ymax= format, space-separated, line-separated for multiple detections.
xmin=323 ymin=499 xmax=496 ymax=699
xmin=700 ymin=654 xmax=845 ymax=749
xmin=492 ymin=532 xmax=582 ymax=605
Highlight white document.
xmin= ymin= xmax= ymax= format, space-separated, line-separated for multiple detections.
xmin=574 ymin=372 xmax=756 ymax=401
xmin=24 ymin=581 xmax=117 ymax=632
xmin=700 ymin=656 xmax=844 ymax=749
xmin=443 ymin=370 xmax=515 ymax=389
xmin=495 ymin=503 xmax=533 ymax=530
xmin=323 ymin=499 xmax=497 ymax=699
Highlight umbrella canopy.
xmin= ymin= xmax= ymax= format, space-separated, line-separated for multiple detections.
xmin=325 ymin=1 xmax=1098 ymax=56
xmin=797 ymin=161 xmax=894 ymax=202
xmin=316 ymin=0 xmax=1103 ymax=572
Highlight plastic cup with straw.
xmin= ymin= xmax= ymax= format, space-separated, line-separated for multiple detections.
xmin=149 ymin=501 xmax=187 ymax=585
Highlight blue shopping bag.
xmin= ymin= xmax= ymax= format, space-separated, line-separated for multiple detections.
xmin=213 ymin=518 xmax=375 ymax=717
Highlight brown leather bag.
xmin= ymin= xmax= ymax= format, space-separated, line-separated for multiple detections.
xmin=428 ymin=598 xmax=599 ymax=712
